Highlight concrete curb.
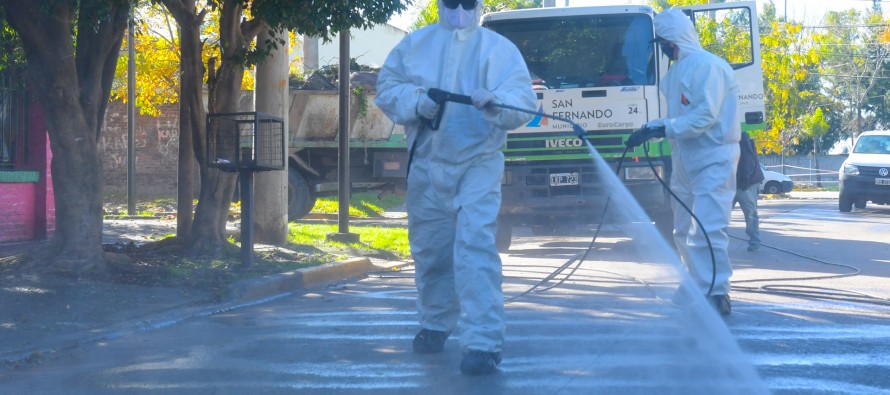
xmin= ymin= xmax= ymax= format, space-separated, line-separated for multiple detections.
xmin=226 ymin=257 xmax=375 ymax=303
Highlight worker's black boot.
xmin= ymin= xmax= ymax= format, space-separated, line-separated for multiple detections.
xmin=412 ymin=329 xmax=450 ymax=354
xmin=710 ymin=294 xmax=731 ymax=316
xmin=460 ymin=350 xmax=502 ymax=376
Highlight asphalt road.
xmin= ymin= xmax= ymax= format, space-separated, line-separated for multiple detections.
xmin=2 ymin=198 xmax=888 ymax=394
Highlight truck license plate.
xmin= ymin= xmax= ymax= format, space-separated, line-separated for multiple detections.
xmin=550 ymin=172 xmax=579 ymax=186
xmin=876 ymin=178 xmax=890 ymax=186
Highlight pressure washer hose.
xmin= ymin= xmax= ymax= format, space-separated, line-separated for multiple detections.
xmin=488 ymin=100 xmax=718 ymax=297
xmin=421 ymin=89 xmax=718 ymax=300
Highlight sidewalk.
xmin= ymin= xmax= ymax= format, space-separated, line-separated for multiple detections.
xmin=787 ymin=190 xmax=839 ymax=199
xmin=1 ymin=217 xmax=409 ymax=368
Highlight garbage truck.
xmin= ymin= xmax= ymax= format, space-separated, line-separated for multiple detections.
xmin=285 ymin=78 xmax=409 ymax=220
xmin=481 ymin=1 xmax=766 ymax=250
xmin=286 ymin=2 xmax=766 ymax=252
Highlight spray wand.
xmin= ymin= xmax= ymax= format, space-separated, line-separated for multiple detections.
xmin=425 ymin=88 xmax=588 ymax=140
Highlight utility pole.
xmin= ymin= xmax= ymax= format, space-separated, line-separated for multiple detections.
xmin=326 ymin=26 xmax=359 ymax=245
xmin=127 ymin=6 xmax=136 ymax=214
xmin=781 ymin=0 xmax=788 ymax=175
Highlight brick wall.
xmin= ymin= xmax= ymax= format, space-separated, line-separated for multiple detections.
xmin=0 ymin=101 xmax=54 ymax=244
xmin=100 ymin=101 xmax=180 ymax=198
xmin=0 ymin=180 xmax=37 ymax=242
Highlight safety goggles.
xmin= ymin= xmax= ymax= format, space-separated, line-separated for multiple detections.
xmin=442 ymin=0 xmax=476 ymax=10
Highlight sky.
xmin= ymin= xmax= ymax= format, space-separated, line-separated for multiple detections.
xmin=759 ymin=0 xmax=886 ymax=24
xmin=388 ymin=0 xmax=888 ymax=30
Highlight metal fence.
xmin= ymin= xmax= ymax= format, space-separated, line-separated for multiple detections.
xmin=0 ymin=70 xmax=27 ymax=169
xmin=759 ymin=154 xmax=846 ymax=187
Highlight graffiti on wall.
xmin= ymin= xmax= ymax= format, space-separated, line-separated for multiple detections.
xmin=100 ymin=102 xmax=181 ymax=195
xmin=156 ymin=119 xmax=179 ymax=161
xmin=99 ymin=128 xmax=147 ymax=170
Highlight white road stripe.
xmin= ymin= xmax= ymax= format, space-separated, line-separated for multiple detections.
xmin=767 ymin=376 xmax=890 ymax=395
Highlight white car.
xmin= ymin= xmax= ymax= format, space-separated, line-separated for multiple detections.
xmin=759 ymin=165 xmax=793 ymax=194
xmin=838 ymin=130 xmax=890 ymax=212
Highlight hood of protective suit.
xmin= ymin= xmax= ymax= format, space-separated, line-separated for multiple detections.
xmin=438 ymin=0 xmax=482 ymax=36
xmin=654 ymin=8 xmax=703 ymax=59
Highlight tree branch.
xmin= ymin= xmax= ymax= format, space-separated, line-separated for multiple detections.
xmin=241 ymin=18 xmax=265 ymax=43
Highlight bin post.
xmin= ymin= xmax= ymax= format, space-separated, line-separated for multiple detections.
xmin=240 ymin=167 xmax=254 ymax=268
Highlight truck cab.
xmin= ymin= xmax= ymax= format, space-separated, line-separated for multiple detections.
xmin=483 ymin=2 xmax=765 ymax=251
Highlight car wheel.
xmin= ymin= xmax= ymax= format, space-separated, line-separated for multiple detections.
xmin=287 ymin=170 xmax=316 ymax=221
xmin=763 ymin=181 xmax=781 ymax=195
xmin=854 ymin=199 xmax=867 ymax=209
xmin=839 ymin=193 xmax=854 ymax=212
xmin=495 ymin=216 xmax=513 ymax=253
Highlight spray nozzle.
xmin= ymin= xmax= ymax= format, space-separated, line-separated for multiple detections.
xmin=573 ymin=125 xmax=586 ymax=140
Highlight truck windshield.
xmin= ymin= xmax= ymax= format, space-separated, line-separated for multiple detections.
xmin=486 ymin=13 xmax=655 ymax=89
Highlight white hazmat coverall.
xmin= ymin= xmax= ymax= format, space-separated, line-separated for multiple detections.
xmin=374 ymin=1 xmax=535 ymax=353
xmin=654 ymin=9 xmax=740 ymax=296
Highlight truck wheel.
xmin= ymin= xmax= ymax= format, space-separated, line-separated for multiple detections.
xmin=854 ymin=199 xmax=867 ymax=209
xmin=763 ymin=181 xmax=781 ymax=194
xmin=288 ymin=170 xmax=316 ymax=221
xmin=496 ymin=216 xmax=513 ymax=253
xmin=839 ymin=193 xmax=853 ymax=212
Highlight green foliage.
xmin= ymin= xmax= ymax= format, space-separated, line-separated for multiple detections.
xmin=311 ymin=192 xmax=405 ymax=217
xmin=818 ymin=8 xmax=890 ymax=140
xmin=160 ymin=252 xmax=326 ymax=289
xmin=802 ymin=107 xmax=830 ymax=156
xmin=251 ymin=0 xmax=408 ymax=42
xmin=412 ymin=0 xmax=438 ymax=31
xmin=759 ymin=14 xmax=823 ymax=154
xmin=803 ymin=107 xmax=830 ymax=139
xmin=649 ymin=0 xmax=713 ymax=12
xmin=0 ymin=8 xmax=24 ymax=73
xmin=353 ymin=86 xmax=368 ymax=118
xmin=288 ymin=223 xmax=411 ymax=260
xmin=693 ymin=7 xmax=753 ymax=65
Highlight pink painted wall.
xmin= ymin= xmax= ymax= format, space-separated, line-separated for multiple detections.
xmin=0 ymin=92 xmax=54 ymax=244
xmin=0 ymin=182 xmax=36 ymax=242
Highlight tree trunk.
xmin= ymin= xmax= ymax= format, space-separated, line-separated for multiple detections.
xmin=814 ymin=137 xmax=822 ymax=187
xmin=171 ymin=3 xmax=205 ymax=239
xmin=0 ymin=1 xmax=129 ymax=273
xmin=171 ymin=0 xmax=263 ymax=255
xmin=253 ymin=26 xmax=289 ymax=245
xmin=159 ymin=0 xmax=265 ymax=255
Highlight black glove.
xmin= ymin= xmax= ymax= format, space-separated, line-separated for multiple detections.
xmin=625 ymin=125 xmax=666 ymax=148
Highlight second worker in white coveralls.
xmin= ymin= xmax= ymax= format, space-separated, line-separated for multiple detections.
xmin=627 ymin=8 xmax=740 ymax=315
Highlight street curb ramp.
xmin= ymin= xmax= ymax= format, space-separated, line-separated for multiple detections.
xmin=226 ymin=257 xmax=375 ymax=303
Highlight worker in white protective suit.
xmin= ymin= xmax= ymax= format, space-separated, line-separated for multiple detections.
xmin=374 ymin=0 xmax=536 ymax=376
xmin=626 ymin=8 xmax=740 ymax=315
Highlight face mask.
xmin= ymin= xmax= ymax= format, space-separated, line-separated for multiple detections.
xmin=443 ymin=6 xmax=475 ymax=29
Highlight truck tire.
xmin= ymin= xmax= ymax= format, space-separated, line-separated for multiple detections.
xmin=763 ymin=181 xmax=781 ymax=195
xmin=496 ymin=216 xmax=513 ymax=253
xmin=838 ymin=193 xmax=853 ymax=212
xmin=854 ymin=199 xmax=867 ymax=209
xmin=288 ymin=170 xmax=316 ymax=221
